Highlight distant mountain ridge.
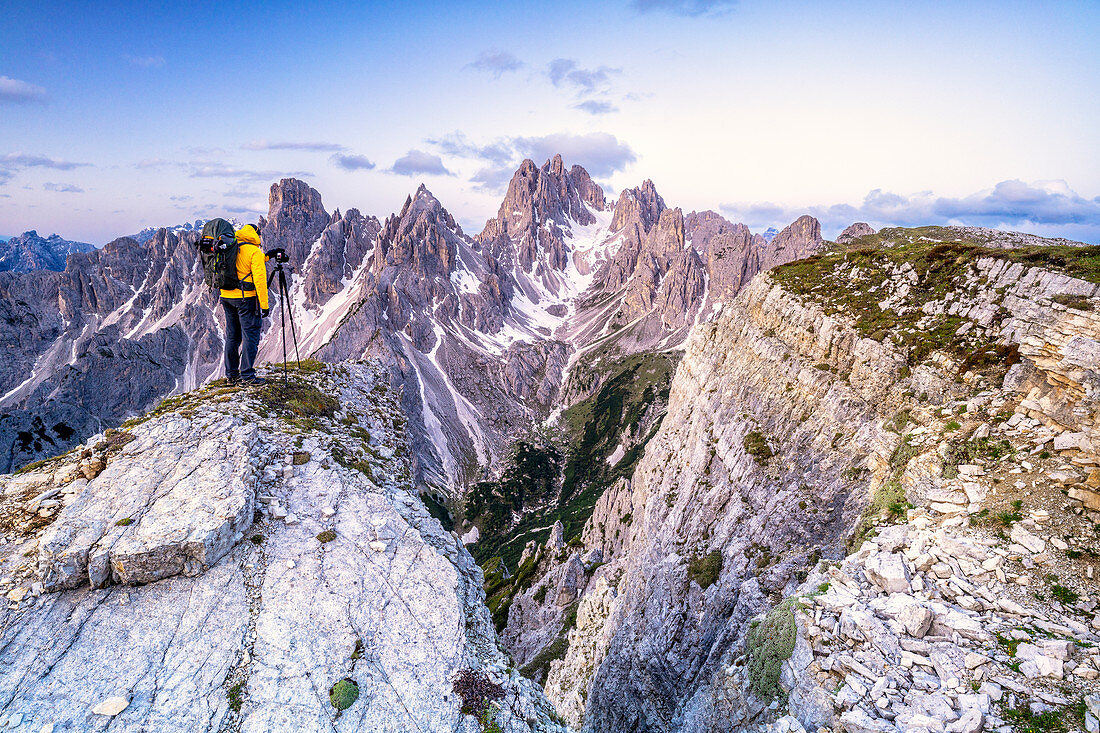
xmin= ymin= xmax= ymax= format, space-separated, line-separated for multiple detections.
xmin=129 ymin=218 xmax=245 ymax=245
xmin=0 ymin=230 xmax=95 ymax=273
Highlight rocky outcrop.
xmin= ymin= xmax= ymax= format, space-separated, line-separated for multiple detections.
xmin=0 ymin=362 xmax=565 ymax=732
xmin=258 ymin=178 xmax=330 ymax=266
xmin=694 ymin=397 xmax=1100 ymax=732
xmin=836 ymin=222 xmax=875 ymax=245
xmin=759 ymin=214 xmax=822 ymax=270
xmin=0 ymin=230 xmax=95 ymax=273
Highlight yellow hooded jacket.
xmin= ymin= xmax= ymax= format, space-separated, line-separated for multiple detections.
xmin=220 ymin=225 xmax=270 ymax=310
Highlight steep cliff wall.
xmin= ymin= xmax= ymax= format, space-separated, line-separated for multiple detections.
xmin=513 ymin=237 xmax=1099 ymax=730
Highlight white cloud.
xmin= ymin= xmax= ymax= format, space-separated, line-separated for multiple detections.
xmin=631 ymin=0 xmax=738 ymax=16
xmin=43 ymin=182 xmax=84 ymax=193
xmin=243 ymin=140 xmax=345 ymax=152
xmin=124 ymin=55 xmax=166 ymax=68
xmin=467 ymin=50 xmax=524 ymax=78
xmin=330 ymin=153 xmax=376 ymax=171
xmin=389 ymin=150 xmax=453 ymax=177
xmin=0 ymin=76 xmax=47 ymax=104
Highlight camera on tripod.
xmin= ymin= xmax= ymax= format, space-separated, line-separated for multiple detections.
xmin=266 ymin=247 xmax=290 ymax=264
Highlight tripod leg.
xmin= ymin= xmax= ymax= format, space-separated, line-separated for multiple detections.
xmin=280 ymin=280 xmax=288 ymax=385
xmin=278 ymin=269 xmax=303 ymax=366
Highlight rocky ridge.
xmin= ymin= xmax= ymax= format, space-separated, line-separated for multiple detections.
xmin=495 ymin=233 xmax=1099 ymax=731
xmin=0 ymin=362 xmax=565 ymax=732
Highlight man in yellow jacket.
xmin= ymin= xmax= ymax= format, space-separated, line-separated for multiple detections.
xmin=221 ymin=224 xmax=270 ymax=385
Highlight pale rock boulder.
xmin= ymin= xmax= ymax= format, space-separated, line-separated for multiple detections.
xmin=863 ymin=553 xmax=910 ymax=594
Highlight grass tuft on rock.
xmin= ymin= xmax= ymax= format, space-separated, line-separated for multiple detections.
xmin=519 ymin=637 xmax=569 ymax=683
xmin=316 ymin=530 xmax=337 ymax=543
xmin=687 ymin=550 xmax=724 ymax=590
xmin=258 ymin=378 xmax=338 ymax=420
xmin=850 ymin=479 xmax=908 ymax=550
xmin=227 ymin=681 xmax=245 ymax=713
xmin=746 ymin=598 xmax=797 ymax=702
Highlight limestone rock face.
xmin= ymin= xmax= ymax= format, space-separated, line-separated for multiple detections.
xmin=0 ymin=363 xmax=563 ymax=733
xmin=527 ymin=240 xmax=1100 ymax=731
xmin=37 ymin=415 xmax=258 ymax=591
xmin=760 ymin=214 xmax=823 ymax=270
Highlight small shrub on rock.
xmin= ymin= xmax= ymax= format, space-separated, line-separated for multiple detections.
xmin=688 ymin=550 xmax=724 ymax=589
xmin=746 ymin=599 xmax=797 ymax=702
xmin=316 ymin=530 xmax=336 ymax=543
xmin=452 ymin=669 xmax=504 ymax=718
xmin=743 ymin=431 xmax=773 ymax=463
xmin=329 ymin=678 xmax=359 ymax=711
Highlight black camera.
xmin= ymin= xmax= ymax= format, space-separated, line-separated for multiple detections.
xmin=266 ymin=247 xmax=290 ymax=264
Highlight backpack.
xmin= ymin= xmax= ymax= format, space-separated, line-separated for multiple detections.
xmin=196 ymin=218 xmax=254 ymax=292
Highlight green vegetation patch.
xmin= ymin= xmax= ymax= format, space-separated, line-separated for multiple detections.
xmin=1001 ymin=700 xmax=1079 ymax=733
xmin=850 ymin=479 xmax=908 ymax=550
xmin=743 ymin=431 xmax=773 ymax=464
xmin=227 ymin=681 xmax=245 ymax=713
xmin=1052 ymin=293 xmax=1095 ymax=311
xmin=688 ymin=550 xmax=724 ymax=590
xmin=519 ymin=637 xmax=569 ymax=682
xmin=746 ymin=598 xmax=797 ymax=702
xmin=421 ymin=491 xmax=454 ymax=532
xmin=1051 ymin=584 xmax=1080 ymax=606
xmin=329 ymin=678 xmax=359 ymax=711
xmin=316 ymin=530 xmax=337 ymax=543
xmin=471 ymin=351 xmax=679 ymax=570
xmin=257 ymin=378 xmax=338 ymax=420
xmin=285 ymin=358 xmax=326 ymax=374
xmin=115 ymin=517 xmax=134 ymax=527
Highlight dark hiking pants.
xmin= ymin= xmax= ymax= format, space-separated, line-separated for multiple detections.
xmin=222 ymin=296 xmax=262 ymax=379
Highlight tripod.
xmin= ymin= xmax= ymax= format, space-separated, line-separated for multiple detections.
xmin=268 ymin=262 xmax=302 ymax=384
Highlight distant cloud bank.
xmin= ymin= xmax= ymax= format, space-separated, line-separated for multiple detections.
xmin=427 ymin=131 xmax=636 ymax=192
xmin=721 ymin=179 xmax=1100 ymax=243
xmin=243 ymin=140 xmax=344 ymax=152
xmin=631 ymin=0 xmax=739 ymax=16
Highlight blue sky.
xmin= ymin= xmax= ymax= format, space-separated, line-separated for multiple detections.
xmin=1 ymin=0 xmax=1099 ymax=243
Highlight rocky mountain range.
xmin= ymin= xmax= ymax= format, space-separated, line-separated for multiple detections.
xmin=0 ymin=156 xmax=821 ymax=488
xmin=2 ymin=156 xmax=1097 ymax=732
xmin=0 ymin=230 xmax=95 ymax=273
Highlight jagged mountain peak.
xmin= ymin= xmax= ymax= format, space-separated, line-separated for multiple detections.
xmin=610 ymin=178 xmax=665 ymax=234
xmin=484 ymin=156 xmax=602 ymax=238
xmin=262 ymin=178 xmax=330 ymax=264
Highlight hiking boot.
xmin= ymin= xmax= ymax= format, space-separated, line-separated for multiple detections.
xmin=241 ymin=376 xmax=267 ymax=386
xmin=226 ymin=376 xmax=241 ymax=385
